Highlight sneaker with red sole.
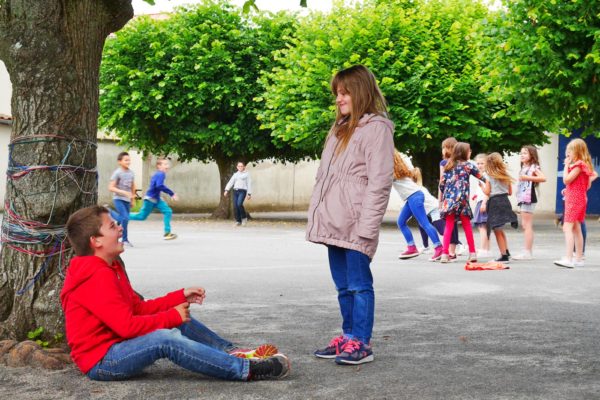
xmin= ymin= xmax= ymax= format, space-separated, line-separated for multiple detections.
xmin=230 ymin=344 xmax=279 ymax=359
xmin=398 ymin=245 xmax=419 ymax=259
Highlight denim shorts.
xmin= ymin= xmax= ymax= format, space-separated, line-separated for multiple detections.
xmin=519 ymin=203 xmax=536 ymax=213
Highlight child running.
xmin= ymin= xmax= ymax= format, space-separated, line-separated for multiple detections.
xmin=393 ymin=152 xmax=444 ymax=261
xmin=554 ymin=139 xmax=594 ymax=268
xmin=307 ymin=65 xmax=394 ymax=365
xmin=108 ymin=152 xmax=136 ymax=247
xmin=483 ymin=153 xmax=518 ymax=263
xmin=129 ymin=157 xmax=178 ymax=240
xmin=472 ymin=153 xmax=491 ymax=258
xmin=411 ymin=168 xmax=446 ymax=256
xmin=513 ymin=145 xmax=546 ymax=260
xmin=439 ymin=142 xmax=485 ymax=263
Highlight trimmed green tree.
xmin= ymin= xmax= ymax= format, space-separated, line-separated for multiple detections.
xmin=258 ymin=0 xmax=546 ymax=186
xmin=99 ymin=0 xmax=301 ymax=217
xmin=482 ymin=0 xmax=600 ymax=135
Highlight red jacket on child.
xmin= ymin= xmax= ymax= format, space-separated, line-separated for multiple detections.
xmin=60 ymin=256 xmax=185 ymax=373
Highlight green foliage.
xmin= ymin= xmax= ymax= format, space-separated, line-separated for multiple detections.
xmin=100 ymin=0 xmax=302 ymax=164
xmin=483 ymin=0 xmax=600 ymax=135
xmin=27 ymin=327 xmax=64 ymax=348
xmin=258 ymin=0 xmax=546 ymax=157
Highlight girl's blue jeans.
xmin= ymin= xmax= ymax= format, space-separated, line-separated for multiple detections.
xmin=130 ymin=199 xmax=173 ymax=234
xmin=397 ymin=191 xmax=441 ymax=247
xmin=327 ymin=245 xmax=374 ymax=344
xmin=110 ymin=199 xmax=131 ymax=242
xmin=233 ymin=189 xmax=247 ymax=223
xmin=86 ymin=318 xmax=249 ymax=381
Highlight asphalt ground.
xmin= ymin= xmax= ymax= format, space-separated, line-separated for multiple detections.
xmin=1 ymin=212 xmax=599 ymax=400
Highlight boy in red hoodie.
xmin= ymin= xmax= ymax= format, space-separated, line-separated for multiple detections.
xmin=60 ymin=205 xmax=290 ymax=381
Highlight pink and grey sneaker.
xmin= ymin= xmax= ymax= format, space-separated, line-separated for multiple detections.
xmin=429 ymin=245 xmax=443 ymax=261
xmin=335 ymin=339 xmax=373 ymax=365
xmin=229 ymin=344 xmax=279 ymax=359
xmin=398 ymin=245 xmax=420 ymax=259
xmin=314 ymin=335 xmax=349 ymax=359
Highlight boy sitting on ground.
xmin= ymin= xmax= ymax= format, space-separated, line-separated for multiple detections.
xmin=60 ymin=205 xmax=290 ymax=381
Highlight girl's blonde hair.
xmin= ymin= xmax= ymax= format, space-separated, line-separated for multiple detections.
xmin=412 ymin=167 xmax=423 ymax=186
xmin=567 ymin=138 xmax=593 ymax=172
xmin=486 ymin=152 xmax=515 ymax=186
xmin=444 ymin=142 xmax=471 ymax=172
xmin=441 ymin=137 xmax=458 ymax=159
xmin=331 ymin=65 xmax=388 ymax=155
xmin=393 ymin=150 xmax=413 ymax=180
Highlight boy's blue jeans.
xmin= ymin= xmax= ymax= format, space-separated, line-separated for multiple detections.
xmin=110 ymin=199 xmax=131 ymax=242
xmin=86 ymin=318 xmax=249 ymax=381
xmin=233 ymin=189 xmax=247 ymax=223
xmin=327 ymin=245 xmax=374 ymax=344
xmin=397 ymin=191 xmax=441 ymax=247
xmin=130 ymin=199 xmax=173 ymax=234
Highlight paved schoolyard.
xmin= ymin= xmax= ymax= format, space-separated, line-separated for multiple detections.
xmin=1 ymin=212 xmax=599 ymax=399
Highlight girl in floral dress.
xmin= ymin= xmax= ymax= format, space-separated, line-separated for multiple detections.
xmin=439 ymin=142 xmax=486 ymax=263
xmin=554 ymin=139 xmax=594 ymax=268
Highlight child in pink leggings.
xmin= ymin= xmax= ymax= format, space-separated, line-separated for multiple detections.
xmin=439 ymin=142 xmax=486 ymax=263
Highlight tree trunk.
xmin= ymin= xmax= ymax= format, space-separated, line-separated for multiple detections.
xmin=0 ymin=0 xmax=133 ymax=340
xmin=412 ymin=150 xmax=442 ymax=195
xmin=212 ymin=157 xmax=236 ymax=219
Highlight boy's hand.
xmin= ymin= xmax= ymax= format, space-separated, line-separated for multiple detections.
xmin=172 ymin=193 xmax=179 ymax=202
xmin=184 ymin=287 xmax=206 ymax=305
xmin=175 ymin=302 xmax=190 ymax=323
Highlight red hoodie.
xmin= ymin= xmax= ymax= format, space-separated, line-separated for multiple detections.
xmin=60 ymin=256 xmax=185 ymax=373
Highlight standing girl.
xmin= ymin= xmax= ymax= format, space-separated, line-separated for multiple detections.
xmin=472 ymin=153 xmax=490 ymax=258
xmin=307 ymin=65 xmax=394 ymax=365
xmin=554 ymin=139 xmax=594 ymax=268
xmin=439 ymin=137 xmax=463 ymax=259
xmin=513 ymin=145 xmax=546 ymax=260
xmin=393 ymin=152 xmax=444 ymax=261
xmin=439 ymin=142 xmax=485 ymax=263
xmin=483 ymin=153 xmax=518 ymax=262
xmin=224 ymin=161 xmax=252 ymax=226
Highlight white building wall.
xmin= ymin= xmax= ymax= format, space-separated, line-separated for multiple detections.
xmin=0 ymin=61 xmax=11 ymax=115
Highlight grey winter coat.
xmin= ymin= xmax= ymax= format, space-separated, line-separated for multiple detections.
xmin=306 ymin=113 xmax=395 ymax=259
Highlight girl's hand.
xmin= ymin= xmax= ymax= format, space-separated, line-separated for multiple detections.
xmin=564 ymin=156 xmax=571 ymax=166
xmin=519 ymin=175 xmax=528 ymax=182
xmin=184 ymin=287 xmax=206 ymax=305
xmin=480 ymin=203 xmax=487 ymax=213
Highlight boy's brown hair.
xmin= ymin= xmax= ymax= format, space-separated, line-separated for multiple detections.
xmin=66 ymin=206 xmax=108 ymax=256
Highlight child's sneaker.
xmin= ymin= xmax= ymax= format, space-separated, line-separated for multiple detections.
xmin=163 ymin=232 xmax=178 ymax=240
xmin=241 ymin=218 xmax=248 ymax=226
xmin=230 ymin=344 xmax=279 ymax=359
xmin=398 ymin=245 xmax=419 ymax=259
xmin=554 ymin=258 xmax=574 ymax=269
xmin=429 ymin=245 xmax=443 ymax=261
xmin=477 ymin=249 xmax=492 ymax=258
xmin=335 ymin=339 xmax=373 ymax=365
xmin=574 ymin=259 xmax=585 ymax=268
xmin=455 ymin=244 xmax=465 ymax=256
xmin=495 ymin=254 xmax=510 ymax=263
xmin=512 ymin=251 xmax=533 ymax=261
xmin=419 ymin=246 xmax=432 ymax=254
xmin=314 ymin=335 xmax=348 ymax=359
xmin=467 ymin=253 xmax=477 ymax=263
xmin=248 ymin=354 xmax=290 ymax=380
xmin=440 ymin=254 xmax=450 ymax=263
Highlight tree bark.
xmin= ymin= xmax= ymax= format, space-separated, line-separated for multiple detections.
xmin=0 ymin=0 xmax=133 ymax=340
xmin=212 ymin=157 xmax=236 ymax=219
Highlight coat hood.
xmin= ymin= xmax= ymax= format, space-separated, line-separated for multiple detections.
xmin=357 ymin=113 xmax=395 ymax=131
xmin=60 ymin=256 xmax=114 ymax=307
